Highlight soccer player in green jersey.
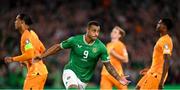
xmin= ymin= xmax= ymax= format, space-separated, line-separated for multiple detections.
xmin=35 ymin=21 xmax=130 ymax=89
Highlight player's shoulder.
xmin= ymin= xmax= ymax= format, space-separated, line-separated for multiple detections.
xmin=21 ymin=30 xmax=33 ymax=44
xmin=23 ymin=30 xmax=31 ymax=34
xmin=158 ymin=34 xmax=173 ymax=48
xmin=30 ymin=30 xmax=39 ymax=39
xmin=22 ymin=30 xmax=31 ymax=38
xmin=95 ymin=39 xmax=106 ymax=48
xmin=95 ymin=39 xmax=104 ymax=44
xmin=166 ymin=34 xmax=172 ymax=41
xmin=160 ymin=34 xmax=172 ymax=43
xmin=117 ymin=41 xmax=126 ymax=47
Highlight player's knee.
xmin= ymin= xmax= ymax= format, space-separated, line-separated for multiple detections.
xmin=68 ymin=84 xmax=78 ymax=89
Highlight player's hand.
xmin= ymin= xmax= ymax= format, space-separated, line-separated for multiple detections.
xmin=119 ymin=75 xmax=131 ymax=86
xmin=139 ymin=68 xmax=149 ymax=75
xmin=4 ymin=57 xmax=13 ymax=63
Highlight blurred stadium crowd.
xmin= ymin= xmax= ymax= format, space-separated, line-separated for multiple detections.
xmin=0 ymin=0 xmax=180 ymax=88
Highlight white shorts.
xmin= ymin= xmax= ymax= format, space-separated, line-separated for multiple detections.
xmin=62 ymin=69 xmax=87 ymax=90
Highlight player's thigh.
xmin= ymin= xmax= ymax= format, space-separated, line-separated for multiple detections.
xmin=146 ymin=74 xmax=159 ymax=89
xmin=23 ymin=77 xmax=31 ymax=89
xmin=23 ymin=74 xmax=47 ymax=89
xmin=23 ymin=75 xmax=38 ymax=89
xmin=38 ymin=74 xmax=48 ymax=89
xmin=100 ymin=75 xmax=113 ymax=90
xmin=76 ymin=77 xmax=87 ymax=89
xmin=140 ymin=74 xmax=159 ymax=89
xmin=136 ymin=74 xmax=148 ymax=88
xmin=62 ymin=69 xmax=79 ymax=89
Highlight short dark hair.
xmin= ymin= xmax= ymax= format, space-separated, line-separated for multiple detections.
xmin=18 ymin=13 xmax=33 ymax=25
xmin=162 ymin=18 xmax=173 ymax=30
xmin=87 ymin=21 xmax=100 ymax=28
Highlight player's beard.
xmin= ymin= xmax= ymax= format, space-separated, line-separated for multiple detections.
xmin=87 ymin=33 xmax=96 ymax=41
xmin=91 ymin=36 xmax=98 ymax=41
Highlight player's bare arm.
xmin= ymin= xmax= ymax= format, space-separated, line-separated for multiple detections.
xmin=4 ymin=48 xmax=35 ymax=63
xmin=110 ymin=49 xmax=128 ymax=63
xmin=37 ymin=44 xmax=62 ymax=59
xmin=103 ymin=61 xmax=130 ymax=85
xmin=159 ymin=54 xmax=171 ymax=89
xmin=139 ymin=67 xmax=149 ymax=75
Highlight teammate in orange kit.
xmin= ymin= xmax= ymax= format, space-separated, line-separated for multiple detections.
xmin=4 ymin=13 xmax=48 ymax=89
xmin=136 ymin=18 xmax=174 ymax=89
xmin=100 ymin=26 xmax=129 ymax=90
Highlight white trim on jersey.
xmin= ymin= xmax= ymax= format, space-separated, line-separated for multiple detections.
xmin=60 ymin=43 xmax=64 ymax=49
xmin=101 ymin=59 xmax=110 ymax=62
xmin=83 ymin=35 xmax=95 ymax=46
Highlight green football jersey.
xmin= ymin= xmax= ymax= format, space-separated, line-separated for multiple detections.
xmin=60 ymin=35 xmax=109 ymax=82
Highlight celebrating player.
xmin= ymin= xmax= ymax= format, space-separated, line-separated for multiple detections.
xmin=35 ymin=21 xmax=130 ymax=89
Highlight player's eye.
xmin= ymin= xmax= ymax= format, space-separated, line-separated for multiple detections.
xmin=92 ymin=29 xmax=96 ymax=32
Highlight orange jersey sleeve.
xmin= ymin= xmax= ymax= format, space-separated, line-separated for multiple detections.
xmin=30 ymin=30 xmax=46 ymax=53
xmin=13 ymin=30 xmax=35 ymax=62
xmin=160 ymin=37 xmax=173 ymax=56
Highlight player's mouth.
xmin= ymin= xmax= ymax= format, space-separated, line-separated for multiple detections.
xmin=92 ymin=36 xmax=97 ymax=38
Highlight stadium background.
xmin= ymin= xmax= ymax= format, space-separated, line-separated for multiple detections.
xmin=0 ymin=0 xmax=180 ymax=89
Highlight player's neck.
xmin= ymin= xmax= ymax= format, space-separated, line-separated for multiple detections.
xmin=85 ymin=35 xmax=94 ymax=44
xmin=111 ymin=39 xmax=119 ymax=42
xmin=19 ymin=28 xmax=24 ymax=34
xmin=19 ymin=26 xmax=29 ymax=34
xmin=21 ymin=25 xmax=29 ymax=34
xmin=160 ymin=31 xmax=168 ymax=36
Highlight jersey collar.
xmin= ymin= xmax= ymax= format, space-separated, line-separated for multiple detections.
xmin=83 ymin=35 xmax=95 ymax=46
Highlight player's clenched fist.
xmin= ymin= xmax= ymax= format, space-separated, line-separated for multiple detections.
xmin=119 ymin=75 xmax=131 ymax=85
xmin=4 ymin=57 xmax=13 ymax=63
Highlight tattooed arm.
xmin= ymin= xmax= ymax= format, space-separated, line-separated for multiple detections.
xmin=103 ymin=61 xmax=130 ymax=85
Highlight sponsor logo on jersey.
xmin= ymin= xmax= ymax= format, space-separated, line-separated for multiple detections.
xmin=77 ymin=44 xmax=82 ymax=48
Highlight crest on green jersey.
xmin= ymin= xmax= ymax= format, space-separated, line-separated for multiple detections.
xmin=92 ymin=48 xmax=97 ymax=53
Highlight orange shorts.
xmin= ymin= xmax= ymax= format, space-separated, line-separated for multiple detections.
xmin=23 ymin=74 xmax=47 ymax=90
xmin=136 ymin=72 xmax=160 ymax=89
xmin=100 ymin=75 xmax=127 ymax=90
